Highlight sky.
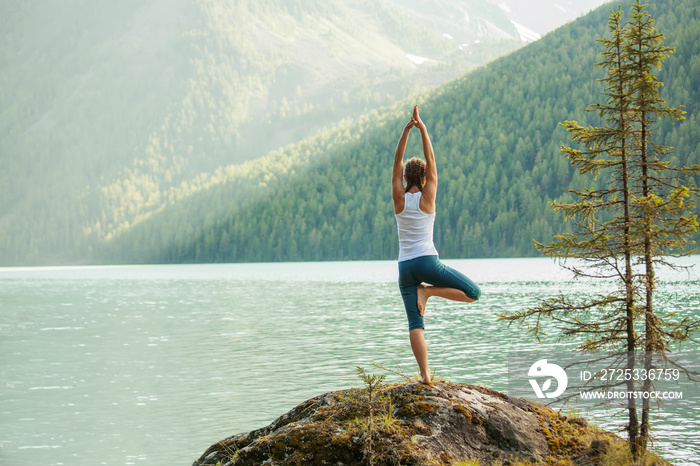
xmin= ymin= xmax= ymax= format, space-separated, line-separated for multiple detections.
xmin=493 ymin=0 xmax=612 ymax=35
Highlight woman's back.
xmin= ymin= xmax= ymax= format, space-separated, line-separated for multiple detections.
xmin=395 ymin=191 xmax=438 ymax=262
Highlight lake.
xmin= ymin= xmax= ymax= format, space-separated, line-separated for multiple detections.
xmin=1 ymin=257 xmax=699 ymax=465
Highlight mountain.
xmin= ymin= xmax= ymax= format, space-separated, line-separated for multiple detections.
xmin=93 ymin=0 xmax=700 ymax=264
xmin=2 ymin=0 xmax=601 ymax=266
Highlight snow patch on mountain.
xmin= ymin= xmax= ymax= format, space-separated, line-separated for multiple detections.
xmin=512 ymin=21 xmax=542 ymax=42
xmin=406 ymin=53 xmax=430 ymax=65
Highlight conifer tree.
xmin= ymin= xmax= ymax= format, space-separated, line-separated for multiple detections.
xmin=500 ymin=2 xmax=699 ymax=459
xmin=624 ymin=0 xmax=699 ymax=450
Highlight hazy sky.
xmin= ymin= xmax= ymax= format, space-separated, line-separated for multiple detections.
xmin=493 ymin=0 xmax=612 ymax=35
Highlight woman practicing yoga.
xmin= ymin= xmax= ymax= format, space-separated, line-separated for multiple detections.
xmin=392 ymin=105 xmax=481 ymax=384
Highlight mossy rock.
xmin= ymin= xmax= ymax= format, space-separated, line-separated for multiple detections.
xmin=192 ymin=382 xmax=669 ymax=466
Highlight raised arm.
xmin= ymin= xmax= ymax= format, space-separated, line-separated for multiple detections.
xmin=412 ymin=106 xmax=437 ymax=214
xmin=392 ymin=117 xmax=414 ymax=214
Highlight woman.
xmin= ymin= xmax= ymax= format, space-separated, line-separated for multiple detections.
xmin=392 ymin=105 xmax=481 ymax=384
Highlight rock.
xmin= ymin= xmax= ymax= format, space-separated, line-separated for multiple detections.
xmin=192 ymin=381 xmax=640 ymax=465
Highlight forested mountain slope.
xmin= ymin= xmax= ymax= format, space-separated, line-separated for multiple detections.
xmin=98 ymin=0 xmax=700 ymax=264
xmin=2 ymin=0 xmax=548 ymax=265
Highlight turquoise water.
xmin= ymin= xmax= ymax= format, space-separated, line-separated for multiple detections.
xmin=1 ymin=257 xmax=698 ymax=465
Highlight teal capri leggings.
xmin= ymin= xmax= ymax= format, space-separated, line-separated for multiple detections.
xmin=398 ymin=255 xmax=481 ymax=331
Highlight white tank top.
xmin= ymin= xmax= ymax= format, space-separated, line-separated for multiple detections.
xmin=395 ymin=191 xmax=439 ymax=262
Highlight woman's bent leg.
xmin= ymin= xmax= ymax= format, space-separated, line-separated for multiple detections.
xmin=415 ymin=256 xmax=481 ymax=312
xmin=417 ymin=284 xmax=475 ymax=313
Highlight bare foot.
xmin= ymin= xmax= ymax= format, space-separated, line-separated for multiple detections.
xmin=417 ymin=284 xmax=430 ymax=317
xmin=419 ymin=371 xmax=432 ymax=384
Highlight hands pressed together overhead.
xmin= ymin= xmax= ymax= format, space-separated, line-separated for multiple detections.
xmin=405 ymin=105 xmax=425 ymax=131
